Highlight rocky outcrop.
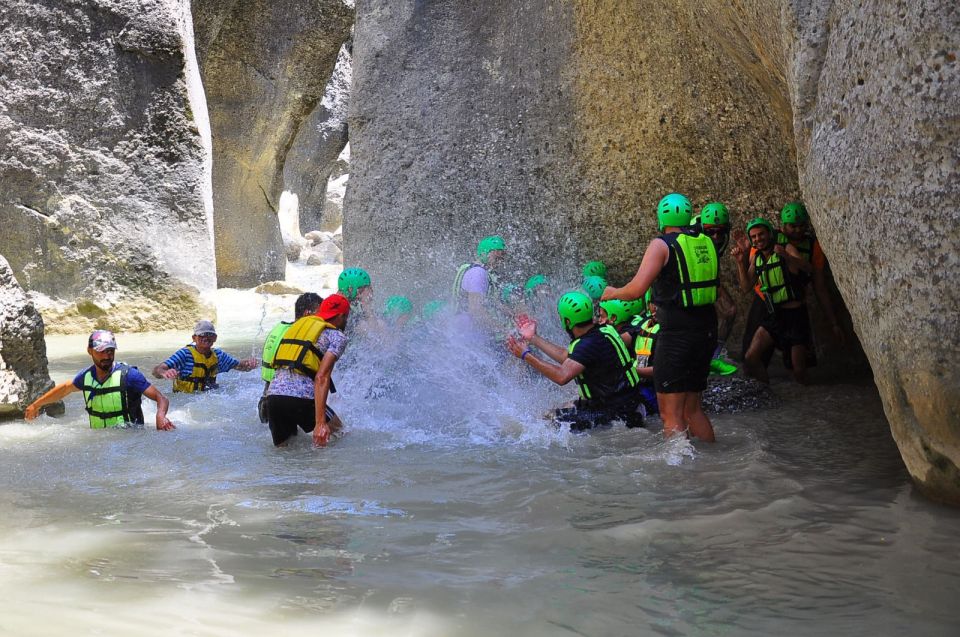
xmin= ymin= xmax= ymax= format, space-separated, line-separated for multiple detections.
xmin=784 ymin=0 xmax=960 ymax=504
xmin=284 ymin=41 xmax=352 ymax=234
xmin=0 ymin=255 xmax=61 ymax=418
xmin=0 ymin=0 xmax=215 ymax=332
xmin=192 ymin=0 xmax=354 ymax=288
xmin=347 ymin=1 xmax=960 ymax=502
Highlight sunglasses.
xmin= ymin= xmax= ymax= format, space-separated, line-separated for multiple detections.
xmin=195 ymin=334 xmax=217 ymax=343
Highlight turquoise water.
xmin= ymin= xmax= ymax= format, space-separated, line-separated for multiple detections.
xmin=1 ymin=298 xmax=959 ymax=636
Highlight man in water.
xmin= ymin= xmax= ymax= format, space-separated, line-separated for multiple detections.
xmin=339 ymin=267 xmax=381 ymax=334
xmin=152 ymin=320 xmax=257 ymax=392
xmin=24 ymin=330 xmax=176 ymax=430
xmin=265 ymin=294 xmax=351 ymax=447
xmin=602 ymin=193 xmax=718 ymax=442
xmin=507 ymin=291 xmax=642 ymax=431
xmin=695 ymin=202 xmax=738 ymax=376
xmin=258 ymin=292 xmax=323 ymax=422
xmin=731 ymin=217 xmax=812 ymax=384
xmin=453 ymin=235 xmax=506 ymax=334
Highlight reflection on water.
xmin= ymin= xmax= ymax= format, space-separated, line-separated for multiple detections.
xmin=2 ymin=291 xmax=959 ymax=636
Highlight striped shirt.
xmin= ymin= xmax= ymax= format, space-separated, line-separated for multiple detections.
xmin=163 ymin=347 xmax=241 ymax=378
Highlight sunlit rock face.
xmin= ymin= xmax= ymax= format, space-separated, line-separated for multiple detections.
xmin=0 ymin=0 xmax=215 ymax=332
xmin=0 ymin=255 xmax=60 ymax=418
xmin=784 ymin=0 xmax=960 ymax=504
xmin=347 ymin=0 xmax=960 ymax=502
xmin=191 ymin=0 xmax=354 ymax=288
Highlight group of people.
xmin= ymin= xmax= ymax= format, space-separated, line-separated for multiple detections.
xmin=24 ymin=193 xmax=839 ymax=446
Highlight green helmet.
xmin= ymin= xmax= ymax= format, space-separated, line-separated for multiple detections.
xmin=477 ymin=235 xmax=506 ymax=262
xmin=337 ymin=267 xmax=371 ymax=300
xmin=700 ymin=202 xmax=729 ymax=227
xmin=524 ymin=274 xmax=548 ymax=293
xmin=421 ymin=299 xmax=447 ymax=321
xmin=383 ymin=295 xmax=413 ymax=318
xmin=581 ymin=261 xmax=607 ymax=279
xmin=623 ymin=298 xmax=645 ymax=319
xmin=599 ymin=299 xmax=630 ymax=325
xmin=657 ymin=193 xmax=692 ymax=231
xmin=745 ymin=217 xmax=774 ymax=235
xmin=557 ymin=291 xmax=594 ymax=328
xmin=780 ymin=201 xmax=808 ymax=225
xmin=581 ymin=275 xmax=607 ymax=301
xmin=500 ymin=283 xmax=522 ymax=304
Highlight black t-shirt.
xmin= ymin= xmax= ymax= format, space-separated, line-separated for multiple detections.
xmin=567 ymin=326 xmax=636 ymax=405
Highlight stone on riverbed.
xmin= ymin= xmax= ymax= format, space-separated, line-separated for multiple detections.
xmin=702 ymin=377 xmax=775 ymax=415
xmin=254 ymin=281 xmax=305 ymax=296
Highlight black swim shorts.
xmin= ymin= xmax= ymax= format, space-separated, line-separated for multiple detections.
xmin=266 ymin=395 xmax=337 ymax=446
xmin=760 ymin=305 xmax=811 ymax=353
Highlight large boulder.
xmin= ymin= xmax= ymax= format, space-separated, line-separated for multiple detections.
xmin=0 ymin=255 xmax=60 ymax=419
xmin=0 ymin=0 xmax=216 ymax=332
xmin=784 ymin=0 xmax=960 ymax=504
xmin=191 ymin=0 xmax=354 ymax=287
xmin=346 ymin=1 xmax=960 ymax=502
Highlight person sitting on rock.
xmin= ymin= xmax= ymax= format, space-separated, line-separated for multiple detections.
xmin=630 ymin=300 xmax=661 ymax=416
xmin=25 ymin=330 xmax=176 ymax=431
xmin=731 ymin=217 xmax=812 ymax=384
xmin=258 ymin=292 xmax=323 ymax=422
xmin=265 ymin=294 xmax=351 ymax=447
xmin=152 ymin=320 xmax=257 ymax=392
xmin=507 ymin=291 xmax=643 ymax=431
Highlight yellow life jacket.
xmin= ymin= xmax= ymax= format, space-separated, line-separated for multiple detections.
xmin=272 ymin=315 xmax=337 ymax=378
xmin=633 ymin=317 xmax=661 ymax=369
xmin=173 ymin=344 xmax=219 ymax=393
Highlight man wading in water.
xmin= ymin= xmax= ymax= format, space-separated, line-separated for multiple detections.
xmin=264 ymin=294 xmax=351 ymax=447
xmin=24 ymin=330 xmax=176 ymax=431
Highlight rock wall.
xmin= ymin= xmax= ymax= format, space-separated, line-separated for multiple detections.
xmin=0 ymin=0 xmax=215 ymax=333
xmin=783 ymin=0 xmax=960 ymax=504
xmin=346 ymin=0 xmax=797 ymax=296
xmin=0 ymin=255 xmax=61 ymax=418
xmin=192 ymin=0 xmax=354 ymax=288
xmin=284 ymin=41 xmax=352 ymax=234
xmin=347 ymin=0 xmax=960 ymax=502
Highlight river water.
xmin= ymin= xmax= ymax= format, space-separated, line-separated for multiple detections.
xmin=2 ymin=290 xmax=959 ymax=636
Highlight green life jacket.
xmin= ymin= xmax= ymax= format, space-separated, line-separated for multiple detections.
xmin=566 ymin=325 xmax=640 ymax=401
xmin=653 ymin=231 xmax=719 ymax=308
xmin=261 ymin=320 xmax=293 ymax=382
xmin=754 ymin=250 xmax=800 ymax=305
xmin=81 ymin=364 xmax=144 ymax=429
xmin=633 ymin=317 xmax=661 ymax=369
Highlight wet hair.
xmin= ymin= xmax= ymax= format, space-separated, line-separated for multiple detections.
xmin=295 ymin=292 xmax=323 ymax=318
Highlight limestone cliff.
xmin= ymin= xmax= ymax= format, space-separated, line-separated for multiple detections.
xmin=0 ymin=0 xmax=215 ymax=333
xmin=192 ymin=0 xmax=354 ymax=287
xmin=0 ymin=255 xmax=61 ymax=418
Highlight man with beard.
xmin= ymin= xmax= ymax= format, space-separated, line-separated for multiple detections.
xmin=24 ymin=330 xmax=175 ymax=430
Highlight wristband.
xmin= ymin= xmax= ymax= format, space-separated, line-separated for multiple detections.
xmin=521 ymin=348 xmax=532 ymax=361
